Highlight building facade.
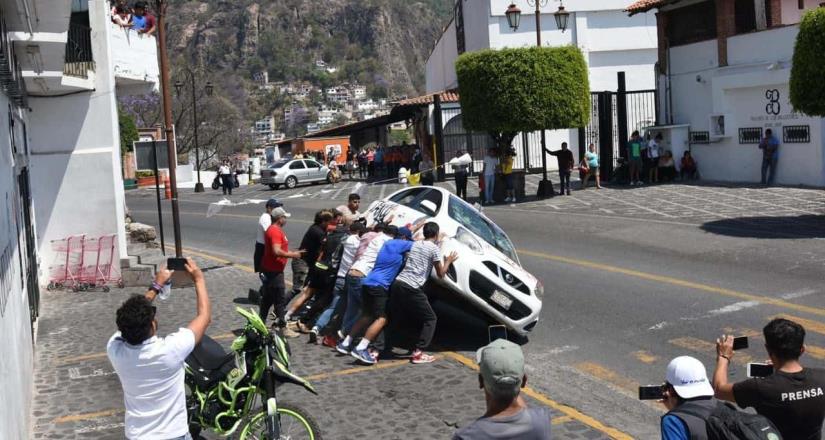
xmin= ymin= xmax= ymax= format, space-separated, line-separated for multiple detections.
xmin=425 ymin=0 xmax=659 ymax=169
xmin=628 ymin=0 xmax=825 ymax=186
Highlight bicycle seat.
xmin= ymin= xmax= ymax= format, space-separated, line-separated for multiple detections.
xmin=186 ymin=334 xmax=235 ymax=371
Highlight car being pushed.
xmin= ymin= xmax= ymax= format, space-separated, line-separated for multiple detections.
xmin=260 ymin=158 xmax=332 ymax=190
xmin=364 ymin=186 xmax=542 ymax=336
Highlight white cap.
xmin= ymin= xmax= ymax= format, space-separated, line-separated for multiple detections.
xmin=666 ymin=356 xmax=714 ymax=399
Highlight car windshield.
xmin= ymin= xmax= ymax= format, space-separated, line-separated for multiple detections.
xmin=447 ymin=196 xmax=519 ymax=263
xmin=270 ymin=158 xmax=291 ymax=169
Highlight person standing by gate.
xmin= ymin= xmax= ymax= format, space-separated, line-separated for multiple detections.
xmin=627 ymin=131 xmax=644 ymax=186
xmin=452 ymin=150 xmax=470 ymax=200
xmin=548 ymin=142 xmax=574 ymax=196
xmin=502 ymin=148 xmax=516 ymax=203
xmin=482 ymin=148 xmax=499 ymax=204
xmin=759 ymin=128 xmax=780 ymax=185
xmin=582 ymin=143 xmax=601 ymax=189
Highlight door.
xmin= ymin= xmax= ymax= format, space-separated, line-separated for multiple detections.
xmin=17 ymin=168 xmax=39 ymax=325
xmin=303 ymin=160 xmax=325 ymax=181
xmin=288 ymin=160 xmax=306 ymax=181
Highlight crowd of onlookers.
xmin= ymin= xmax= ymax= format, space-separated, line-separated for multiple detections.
xmin=623 ymin=131 xmax=698 ymax=186
xmin=352 ymin=144 xmax=435 ymax=184
xmin=110 ymin=1 xmax=157 ymax=35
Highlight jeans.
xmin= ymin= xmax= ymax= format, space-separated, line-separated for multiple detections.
xmin=455 ymin=172 xmax=468 ymax=199
xmin=483 ymin=174 xmax=495 ymax=202
xmin=259 ymin=272 xmax=286 ymax=326
xmin=559 ymin=170 xmax=571 ymax=193
xmin=253 ymin=242 xmax=265 ymax=273
xmin=315 ymin=276 xmax=347 ymax=333
xmin=761 ymin=155 xmax=777 ymax=185
xmin=341 ymin=274 xmax=364 ymax=335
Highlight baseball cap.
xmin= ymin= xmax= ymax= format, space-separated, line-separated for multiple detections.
xmin=398 ymin=226 xmax=413 ymax=240
xmin=266 ymin=198 xmax=283 ymax=209
xmin=270 ymin=207 xmax=291 ymax=218
xmin=476 ymin=339 xmax=524 ymax=397
xmin=666 ymin=356 xmax=714 ymax=399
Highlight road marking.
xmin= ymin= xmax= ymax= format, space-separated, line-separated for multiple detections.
xmin=633 ymin=351 xmax=658 ymax=364
xmin=53 ymin=409 xmax=123 ymax=424
xmin=130 ymin=209 xmax=313 ymax=224
xmin=305 ymin=360 xmax=409 ymax=381
xmin=379 ymin=183 xmax=387 ymax=200
xmin=517 ymin=249 xmax=825 ymax=318
xmin=692 ymin=186 xmax=821 ymax=216
xmin=669 ymin=337 xmax=753 ymax=365
xmin=574 ymin=362 xmax=639 ymax=393
xmin=596 ymin=191 xmax=676 ymax=218
xmin=552 ymin=415 xmax=574 ymax=425
xmin=442 ymin=351 xmax=632 ymax=439
xmin=167 ymin=245 xmax=255 ymax=273
xmin=57 ymin=352 xmax=108 ymax=365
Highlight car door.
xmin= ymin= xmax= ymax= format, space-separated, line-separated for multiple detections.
xmin=288 ymin=160 xmax=306 ymax=181
xmin=303 ymin=160 xmax=324 ymax=181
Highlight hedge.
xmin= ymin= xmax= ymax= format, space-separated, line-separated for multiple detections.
xmin=455 ymin=46 xmax=590 ymax=146
xmin=790 ymin=7 xmax=825 ymax=117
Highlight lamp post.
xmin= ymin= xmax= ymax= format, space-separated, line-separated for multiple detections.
xmin=174 ymin=68 xmax=213 ymax=193
xmin=506 ymin=1 xmax=571 ymax=198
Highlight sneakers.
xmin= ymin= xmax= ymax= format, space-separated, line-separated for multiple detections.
xmin=504 ymin=196 xmax=511 ymax=203
xmin=411 ymin=349 xmax=436 ymax=364
xmin=282 ymin=327 xmax=301 ymax=338
xmin=321 ymin=335 xmax=338 ymax=348
xmin=308 ymin=328 xmax=319 ymax=344
xmin=368 ymin=348 xmax=380 ymax=363
xmin=336 ymin=340 xmax=352 ymax=355
xmin=351 ymin=347 xmax=376 ymax=365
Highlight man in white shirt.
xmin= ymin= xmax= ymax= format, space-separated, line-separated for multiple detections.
xmin=646 ymin=133 xmax=662 ymax=183
xmin=218 ymin=161 xmax=233 ymax=195
xmin=335 ymin=193 xmax=362 ymax=225
xmin=107 ymin=258 xmax=211 ymax=440
xmin=254 ymin=198 xmax=282 ymax=273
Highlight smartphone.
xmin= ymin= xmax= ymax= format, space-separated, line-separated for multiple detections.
xmin=638 ymin=385 xmax=664 ymax=400
xmin=488 ymin=325 xmax=508 ymax=342
xmin=167 ymin=257 xmax=188 ymax=271
xmin=733 ymin=336 xmax=749 ymax=351
xmin=747 ymin=363 xmax=774 ymax=378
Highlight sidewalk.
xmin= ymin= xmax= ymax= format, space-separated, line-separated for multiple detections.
xmin=30 ymin=255 xmax=621 ymax=439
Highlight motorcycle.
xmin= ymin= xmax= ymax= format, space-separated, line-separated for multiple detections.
xmin=185 ymin=307 xmax=322 ymax=439
xmin=212 ymin=173 xmax=241 ymax=190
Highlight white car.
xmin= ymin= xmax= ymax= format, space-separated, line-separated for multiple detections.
xmin=260 ymin=158 xmax=332 ymax=190
xmin=364 ymin=186 xmax=543 ymax=336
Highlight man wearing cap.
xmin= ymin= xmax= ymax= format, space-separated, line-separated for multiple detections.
xmin=260 ymin=206 xmax=304 ymax=334
xmin=453 ymin=339 xmax=552 ymax=439
xmin=254 ymin=198 xmax=282 ymax=273
xmin=660 ymin=356 xmax=717 ymax=440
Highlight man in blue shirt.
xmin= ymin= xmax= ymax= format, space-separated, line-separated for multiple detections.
xmin=759 ymin=128 xmax=780 ymax=185
xmin=660 ymin=356 xmax=717 ymax=439
xmin=348 ymin=226 xmax=414 ymax=365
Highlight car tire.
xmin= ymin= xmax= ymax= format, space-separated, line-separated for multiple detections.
xmin=268 ymin=184 xmax=279 ymax=190
xmin=285 ymin=176 xmax=298 ymax=189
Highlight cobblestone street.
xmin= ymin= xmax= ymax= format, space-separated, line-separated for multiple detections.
xmin=31 ymin=254 xmax=618 ymax=439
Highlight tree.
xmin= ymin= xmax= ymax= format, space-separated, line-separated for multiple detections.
xmin=118 ymin=107 xmax=139 ymax=155
xmin=790 ymin=7 xmax=825 ymax=116
xmin=455 ymin=46 xmax=590 ymax=151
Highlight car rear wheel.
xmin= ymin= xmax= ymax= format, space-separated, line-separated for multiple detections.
xmin=285 ymin=176 xmax=298 ymax=189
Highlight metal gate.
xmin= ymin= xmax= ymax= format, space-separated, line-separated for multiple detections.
xmin=441 ymin=111 xmax=495 ymax=176
xmin=17 ymin=168 xmax=39 ymax=326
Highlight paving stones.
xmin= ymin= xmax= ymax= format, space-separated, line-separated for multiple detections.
xmin=31 ymin=258 xmax=613 ymax=440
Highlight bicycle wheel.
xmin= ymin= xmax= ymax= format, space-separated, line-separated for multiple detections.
xmin=239 ymin=400 xmax=322 ymax=440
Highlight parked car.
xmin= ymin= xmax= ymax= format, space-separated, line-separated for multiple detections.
xmin=364 ymin=186 xmax=543 ymax=336
xmin=260 ymin=158 xmax=332 ymax=190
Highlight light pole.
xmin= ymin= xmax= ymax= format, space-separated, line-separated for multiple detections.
xmin=174 ymin=69 xmax=213 ymax=193
xmin=505 ymin=1 xmax=570 ymax=198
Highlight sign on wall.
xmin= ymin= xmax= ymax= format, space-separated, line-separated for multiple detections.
xmin=133 ymin=140 xmax=172 ymax=170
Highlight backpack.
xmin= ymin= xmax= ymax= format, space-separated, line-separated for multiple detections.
xmin=674 ymin=401 xmax=783 ymax=440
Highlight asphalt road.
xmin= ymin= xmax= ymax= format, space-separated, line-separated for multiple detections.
xmin=127 ymin=180 xmax=825 ymax=438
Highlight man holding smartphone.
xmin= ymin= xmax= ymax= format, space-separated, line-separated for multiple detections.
xmin=713 ymin=318 xmax=825 ymax=440
xmin=107 ymin=259 xmax=210 ymax=440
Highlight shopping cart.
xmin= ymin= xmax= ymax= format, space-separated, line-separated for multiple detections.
xmin=48 ymin=234 xmax=124 ymax=292
xmin=47 ymin=234 xmax=86 ymax=292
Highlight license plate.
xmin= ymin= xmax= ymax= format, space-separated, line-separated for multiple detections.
xmin=490 ymin=290 xmax=513 ymax=310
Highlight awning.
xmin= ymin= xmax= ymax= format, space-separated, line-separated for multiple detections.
xmin=303 ymin=113 xmax=406 ymax=139
xmin=625 ymin=0 xmax=677 ymax=15
xmin=391 ymin=89 xmax=460 ymax=114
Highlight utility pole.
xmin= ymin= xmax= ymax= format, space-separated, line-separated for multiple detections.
xmin=154 ymin=0 xmax=183 ymax=257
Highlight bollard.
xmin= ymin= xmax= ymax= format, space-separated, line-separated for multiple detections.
xmin=164 ymin=177 xmax=171 ymax=199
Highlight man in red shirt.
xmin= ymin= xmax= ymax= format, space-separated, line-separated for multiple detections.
xmin=260 ymin=207 xmax=304 ymax=332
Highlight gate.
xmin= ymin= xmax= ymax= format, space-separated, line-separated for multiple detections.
xmin=17 ymin=168 xmax=39 ymax=326
xmin=441 ymin=111 xmax=495 ymax=176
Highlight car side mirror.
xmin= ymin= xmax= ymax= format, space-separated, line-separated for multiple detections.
xmin=419 ymin=200 xmax=437 ymax=216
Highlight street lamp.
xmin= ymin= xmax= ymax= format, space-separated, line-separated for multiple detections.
xmin=554 ymin=4 xmax=570 ymax=33
xmin=505 ymin=4 xmax=521 ymax=30
xmin=174 ymin=68 xmax=213 ymax=193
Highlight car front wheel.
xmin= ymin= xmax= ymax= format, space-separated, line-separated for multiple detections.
xmin=285 ymin=176 xmax=298 ymax=189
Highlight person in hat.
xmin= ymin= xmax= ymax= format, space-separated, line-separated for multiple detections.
xmin=453 ymin=338 xmax=552 ymax=439
xmin=254 ymin=198 xmax=282 ymax=273
xmin=660 ymin=356 xmax=717 ymax=440
xmin=259 ymin=206 xmax=304 ymax=335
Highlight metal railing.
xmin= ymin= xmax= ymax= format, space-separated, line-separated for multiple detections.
xmin=64 ymin=22 xmax=94 ymax=78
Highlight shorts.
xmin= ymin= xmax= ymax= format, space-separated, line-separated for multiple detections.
xmin=307 ymin=266 xmax=329 ymax=290
xmin=629 ymin=158 xmax=642 ymax=168
xmin=361 ymin=284 xmax=389 ymax=318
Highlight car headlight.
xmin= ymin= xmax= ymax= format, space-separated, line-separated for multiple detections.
xmin=456 ymin=227 xmax=483 ymax=254
xmin=535 ymin=281 xmax=544 ymax=297
xmin=272 ymin=171 xmax=277 ymax=176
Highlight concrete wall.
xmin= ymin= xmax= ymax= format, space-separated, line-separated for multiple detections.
xmin=0 ymin=90 xmax=35 ymax=440
xmin=781 ymin=0 xmax=821 ymax=25
xmin=29 ymin=0 xmax=128 ymax=279
xmin=425 ymin=19 xmax=458 ymax=93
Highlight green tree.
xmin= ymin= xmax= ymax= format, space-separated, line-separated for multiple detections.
xmin=790 ymin=7 xmax=825 ymax=116
xmin=455 ymin=46 xmax=590 ymax=151
xmin=118 ymin=107 xmax=139 ymax=155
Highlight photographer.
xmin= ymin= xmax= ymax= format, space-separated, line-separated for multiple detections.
xmin=106 ymin=259 xmax=211 ymax=439
xmin=660 ymin=356 xmax=717 ymax=440
xmin=713 ymin=318 xmax=825 ymax=439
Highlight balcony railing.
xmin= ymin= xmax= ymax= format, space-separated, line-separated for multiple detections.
xmin=64 ymin=22 xmax=94 ymax=78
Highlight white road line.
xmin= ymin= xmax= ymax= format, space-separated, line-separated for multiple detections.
xmin=330 ymin=182 xmax=351 ymax=200
xmin=691 ymin=186 xmax=821 ymax=216
xmin=595 ymin=191 xmax=677 ymax=218
xmin=761 ymin=188 xmax=825 ymax=206
xmin=379 ymin=184 xmax=387 ymax=200
xmin=643 ymin=189 xmax=729 ymax=219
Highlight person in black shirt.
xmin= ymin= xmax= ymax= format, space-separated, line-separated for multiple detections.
xmin=546 ymin=142 xmax=575 ymax=196
xmin=713 ymin=318 xmax=825 ymax=440
xmin=283 ymin=210 xmax=334 ymax=333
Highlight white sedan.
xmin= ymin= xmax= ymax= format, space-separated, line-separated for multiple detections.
xmin=364 ymin=186 xmax=543 ymax=336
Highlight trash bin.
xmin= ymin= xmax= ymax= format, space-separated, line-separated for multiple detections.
xmin=398 ymin=167 xmax=408 ymax=184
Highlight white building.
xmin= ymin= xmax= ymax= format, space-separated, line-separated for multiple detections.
xmin=255 ymin=115 xmax=276 ymax=136
xmin=425 ymin=0 xmax=658 ymax=166
xmin=1 ymin=0 xmax=159 ymax=437
xmin=351 ymin=84 xmax=367 ymax=100
xmin=326 ymin=86 xmax=351 ymax=104
xmin=357 ymin=99 xmax=380 ymax=112
xmin=628 ymin=0 xmax=825 ymax=186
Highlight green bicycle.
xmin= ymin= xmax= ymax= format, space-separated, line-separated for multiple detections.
xmin=185 ymin=307 xmax=322 ymax=439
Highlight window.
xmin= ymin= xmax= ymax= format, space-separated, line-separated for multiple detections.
xmin=389 ymin=188 xmax=428 ymax=206
xmin=665 ymin=1 xmax=717 ymax=47
xmin=289 ymin=161 xmax=305 ymax=170
xmin=304 ymin=160 xmax=321 ymax=168
xmin=448 ymin=196 xmax=518 ymax=262
xmin=735 ymin=0 xmax=757 ymax=34
xmin=408 ymin=189 xmax=443 ymax=214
